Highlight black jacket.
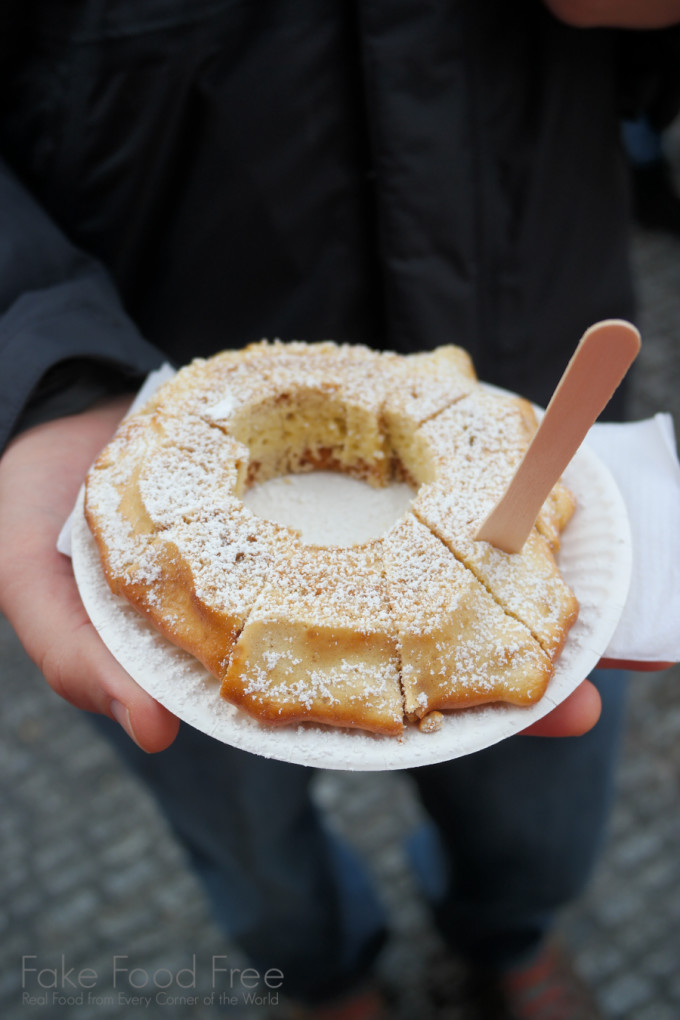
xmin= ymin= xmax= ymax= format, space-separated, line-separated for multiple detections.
xmin=1 ymin=0 xmax=679 ymax=448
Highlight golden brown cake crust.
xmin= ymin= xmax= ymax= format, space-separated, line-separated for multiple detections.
xmin=84 ymin=340 xmax=579 ymax=736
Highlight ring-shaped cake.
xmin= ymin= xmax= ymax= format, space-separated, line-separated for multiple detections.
xmin=84 ymin=341 xmax=579 ymax=736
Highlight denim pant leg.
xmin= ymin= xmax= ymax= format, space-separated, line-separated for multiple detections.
xmin=409 ymin=670 xmax=628 ymax=968
xmin=622 ymin=116 xmax=664 ymax=166
xmin=91 ymin=717 xmax=388 ymax=1004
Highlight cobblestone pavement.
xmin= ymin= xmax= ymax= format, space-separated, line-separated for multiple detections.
xmin=2 ymin=131 xmax=680 ymax=1020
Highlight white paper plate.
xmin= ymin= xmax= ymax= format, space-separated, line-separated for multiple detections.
xmin=71 ymin=432 xmax=632 ymax=771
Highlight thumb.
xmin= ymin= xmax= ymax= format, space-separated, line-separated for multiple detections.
xmin=41 ymin=615 xmax=181 ymax=753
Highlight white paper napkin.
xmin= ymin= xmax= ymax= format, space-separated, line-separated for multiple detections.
xmin=59 ymin=367 xmax=680 ymax=665
xmin=585 ymin=414 xmax=680 ymax=662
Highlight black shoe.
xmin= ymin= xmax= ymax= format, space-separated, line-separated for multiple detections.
xmin=630 ymin=158 xmax=680 ymax=237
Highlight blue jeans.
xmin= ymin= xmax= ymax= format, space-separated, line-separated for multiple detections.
xmin=622 ymin=116 xmax=664 ymax=166
xmin=94 ymin=670 xmax=627 ymax=1004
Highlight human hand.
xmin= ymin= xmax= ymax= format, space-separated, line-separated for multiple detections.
xmin=521 ymin=656 xmax=674 ymax=737
xmin=521 ymin=679 xmax=601 ymax=737
xmin=544 ymin=0 xmax=680 ymax=29
xmin=0 ymin=400 xmax=180 ymax=753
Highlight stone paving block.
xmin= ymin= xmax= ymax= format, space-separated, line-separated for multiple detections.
xmin=599 ymin=972 xmax=655 ymax=1016
xmin=634 ymin=1006 xmax=679 ymax=1020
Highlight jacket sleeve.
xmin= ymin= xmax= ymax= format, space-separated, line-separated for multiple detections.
xmin=616 ymin=25 xmax=680 ymax=128
xmin=0 ymin=157 xmax=167 ymax=452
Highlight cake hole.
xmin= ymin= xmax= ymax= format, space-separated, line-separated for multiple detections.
xmin=242 ymin=471 xmax=414 ymax=546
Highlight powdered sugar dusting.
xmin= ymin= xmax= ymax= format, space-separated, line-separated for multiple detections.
xmin=411 ymin=390 xmax=578 ymax=655
xmin=72 ymin=431 xmax=631 ymax=768
xmin=382 ymin=515 xmax=553 ymax=715
xmin=78 ymin=343 xmax=631 ymax=765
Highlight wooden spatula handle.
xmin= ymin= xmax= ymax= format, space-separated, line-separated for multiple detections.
xmin=474 ymin=319 xmax=641 ymax=554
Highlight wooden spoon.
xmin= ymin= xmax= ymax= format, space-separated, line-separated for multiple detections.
xmin=474 ymin=319 xmax=641 ymax=554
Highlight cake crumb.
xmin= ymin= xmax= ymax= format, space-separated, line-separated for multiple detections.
xmin=418 ymin=711 xmax=444 ymax=734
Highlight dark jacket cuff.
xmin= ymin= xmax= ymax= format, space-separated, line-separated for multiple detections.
xmin=0 ymin=270 xmax=167 ymax=452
